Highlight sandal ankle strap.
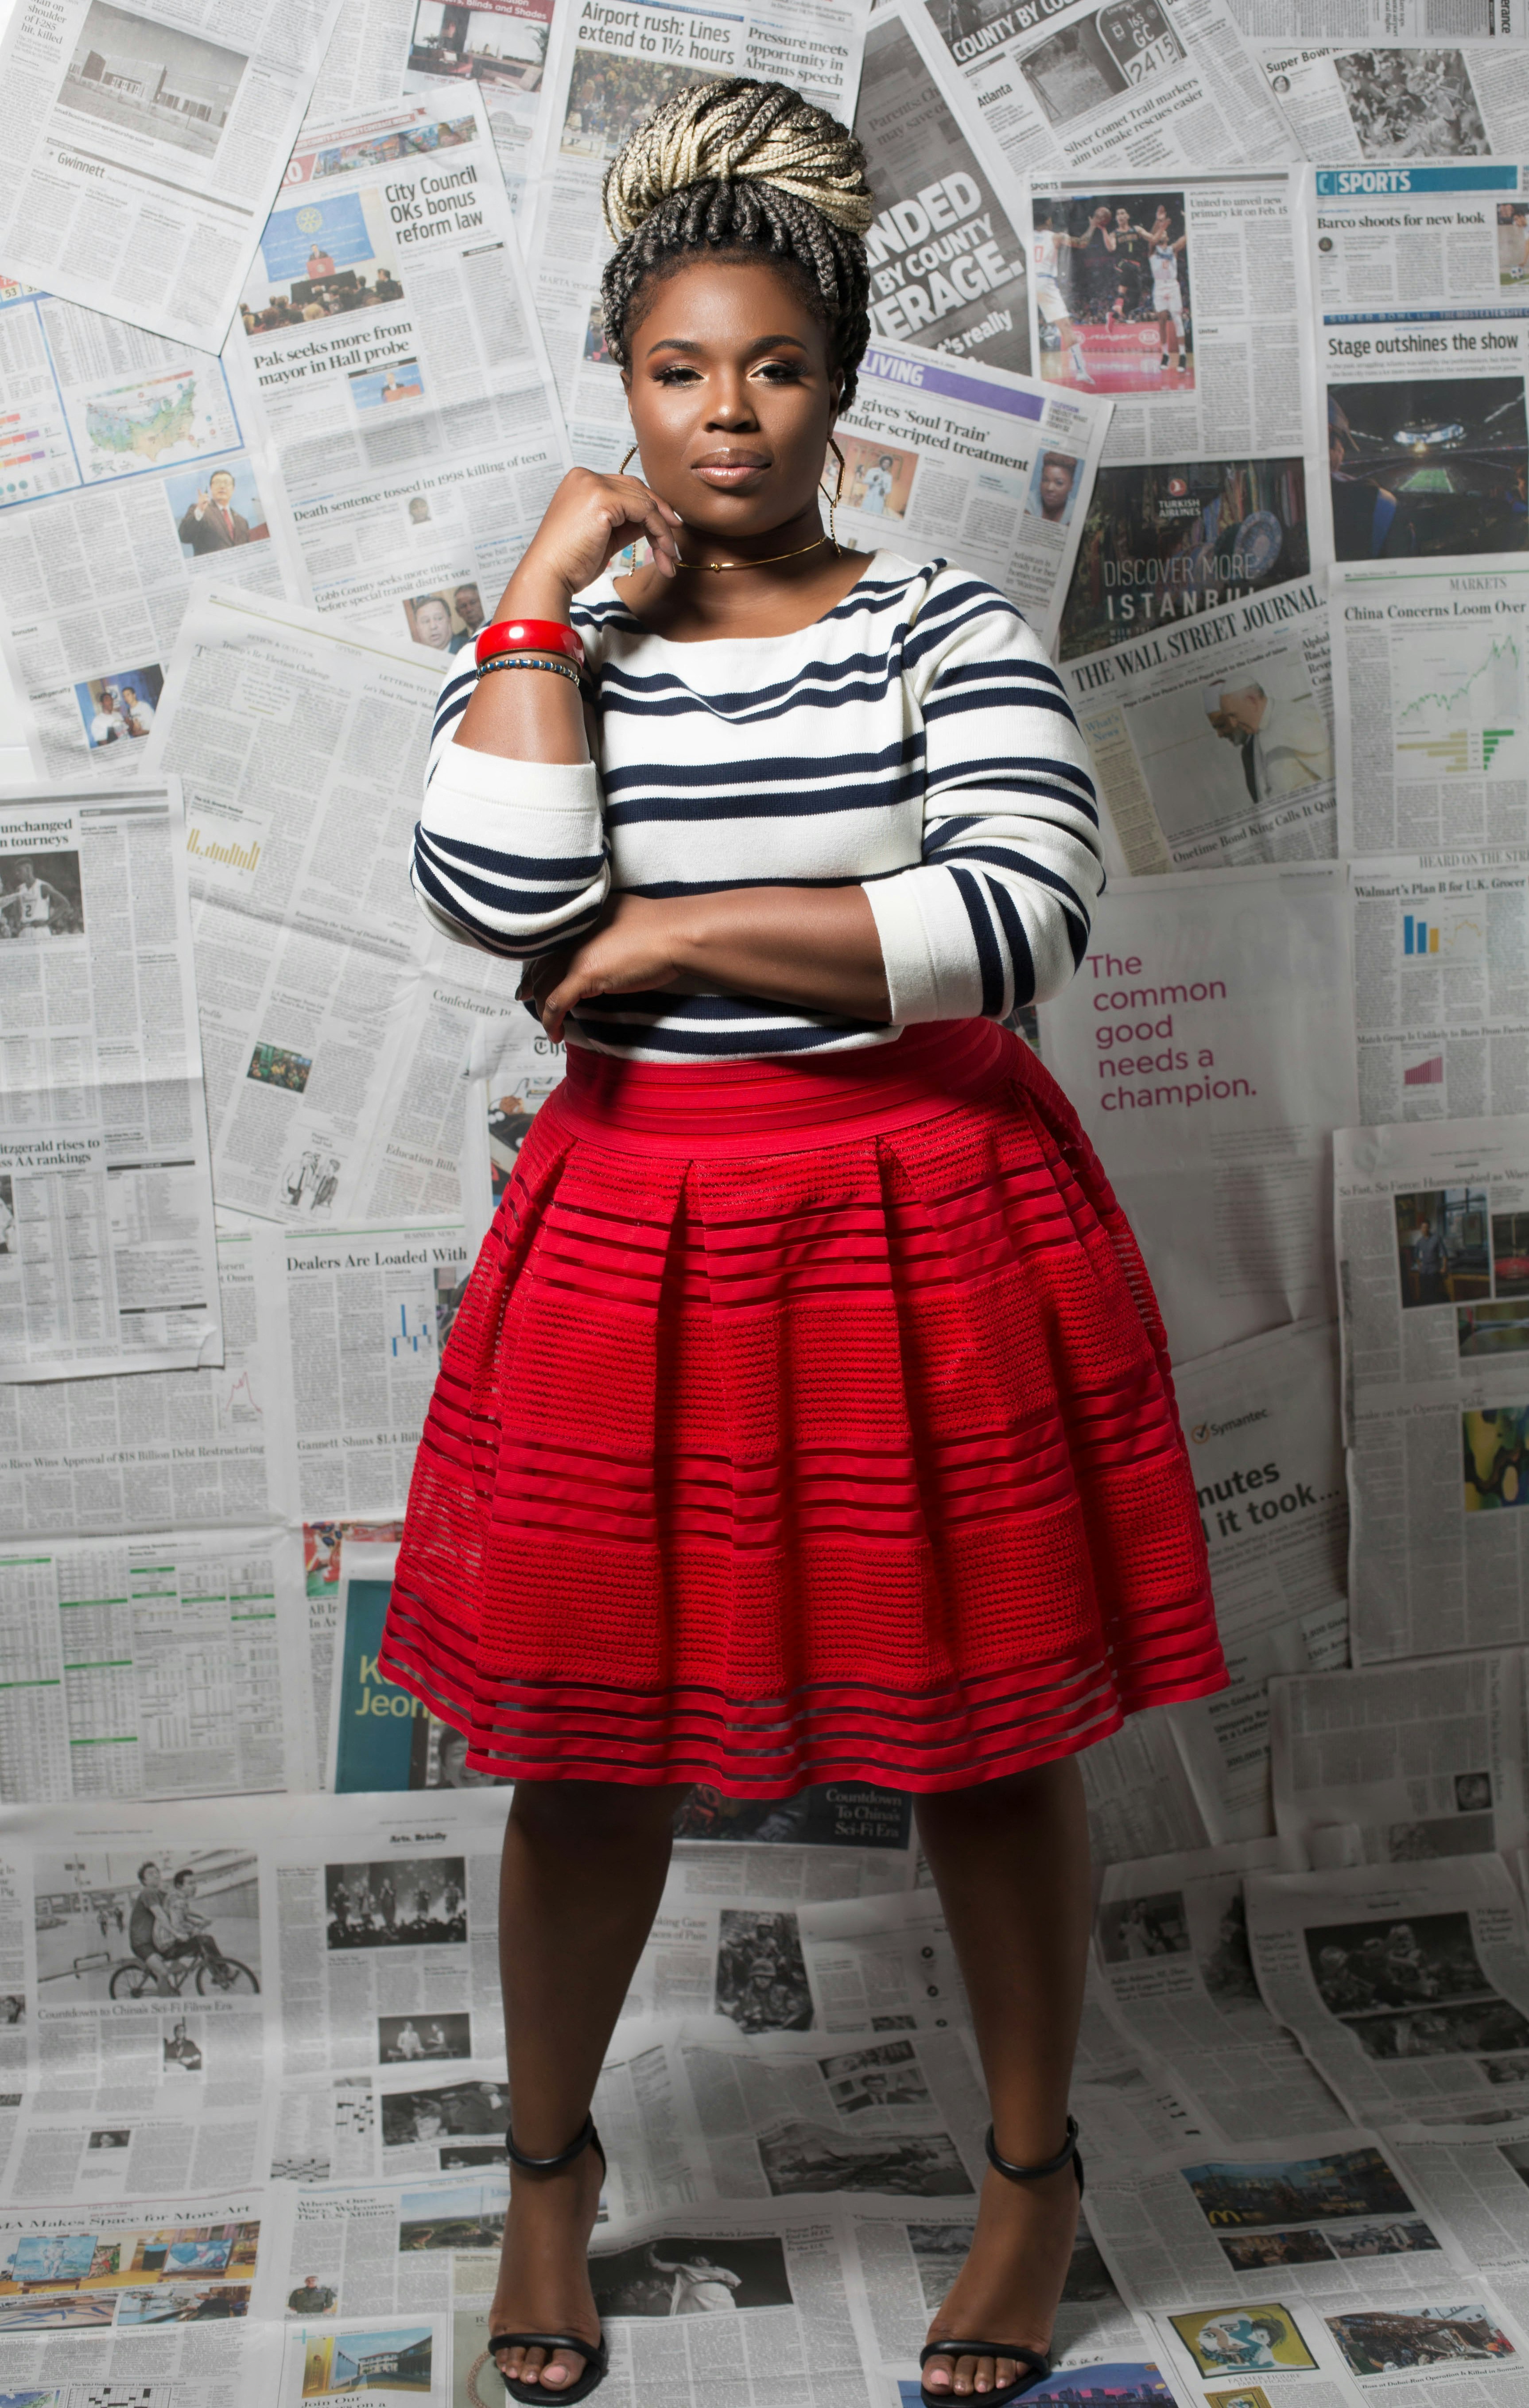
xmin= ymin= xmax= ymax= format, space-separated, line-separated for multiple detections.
xmin=505 ymin=2111 xmax=599 ymax=2172
xmin=984 ymin=2115 xmax=1079 ymax=2183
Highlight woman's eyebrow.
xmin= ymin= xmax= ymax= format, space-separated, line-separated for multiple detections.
xmin=643 ymin=333 xmax=811 ymax=357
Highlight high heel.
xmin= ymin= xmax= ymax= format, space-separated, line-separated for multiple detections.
xmin=918 ymin=2117 xmax=1084 ymax=2408
xmin=490 ymin=2114 xmax=609 ymax=2405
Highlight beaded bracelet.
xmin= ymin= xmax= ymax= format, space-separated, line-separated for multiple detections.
xmin=477 ymin=652 xmax=581 ymax=688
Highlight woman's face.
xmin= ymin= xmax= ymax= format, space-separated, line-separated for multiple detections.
xmin=622 ymin=258 xmax=839 ymax=539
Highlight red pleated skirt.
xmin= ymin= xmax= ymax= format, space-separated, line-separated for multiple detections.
xmin=380 ymin=1017 xmax=1226 ymax=1793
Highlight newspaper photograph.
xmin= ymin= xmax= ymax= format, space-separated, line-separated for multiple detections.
xmin=1332 ymin=563 xmax=1529 ymax=861
xmin=1346 ymin=847 xmax=1529 ymax=1126
xmin=1167 ymin=1320 xmax=1349 ymax=1844
xmin=897 ymin=0 xmax=1293 ymax=183
xmin=404 ymin=0 xmax=567 ymax=204
xmin=671 ymin=2020 xmax=988 ymax=2202
xmin=1063 ymin=571 xmax=1334 ymax=874
xmin=1038 ymin=862 xmax=1360 ymax=1362
xmin=856 ymin=0 xmax=1032 ymax=373
xmin=830 ymin=335 xmax=1110 ymax=649
xmin=0 ymin=780 xmax=223 ymax=1383
xmin=0 ymin=1523 xmax=314 ymax=1808
xmin=137 ymin=590 xmax=462 ymax=1227
xmin=1269 ymin=1648 xmax=1529 ymax=1866
xmin=1095 ymin=1839 xmax=1352 ymax=2142
xmin=233 ymin=89 xmax=571 ymax=636
xmin=1083 ymin=2125 xmax=1468 ymax=2311
xmin=1261 ymin=42 xmax=1529 ymax=164
xmin=0 ymin=0 xmax=347 ymax=349
xmin=1302 ymin=160 xmax=1529 ymax=575
xmin=1025 ymin=173 xmax=1309 ymax=468
xmin=1335 ymin=1112 xmax=1529 ymax=1661
xmin=1246 ymin=1853 xmax=1529 ymax=2123
xmin=1152 ymin=2274 xmax=1529 ymax=2402
xmin=0 ymin=281 xmax=305 ymax=786
xmin=0 ymin=2190 xmax=273 ymax=2393
xmin=520 ymin=0 xmax=868 ymax=464
xmin=0 ymin=1223 xmax=295 ymax=1542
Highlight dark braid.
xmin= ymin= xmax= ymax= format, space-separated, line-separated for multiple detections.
xmin=599 ymin=81 xmax=873 ymax=407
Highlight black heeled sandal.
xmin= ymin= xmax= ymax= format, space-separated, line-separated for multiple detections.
xmin=489 ymin=2113 xmax=610 ymax=2405
xmin=918 ymin=2116 xmax=1084 ymax=2408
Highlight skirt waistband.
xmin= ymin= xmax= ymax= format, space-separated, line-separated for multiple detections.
xmin=552 ymin=1019 xmax=1021 ymax=1158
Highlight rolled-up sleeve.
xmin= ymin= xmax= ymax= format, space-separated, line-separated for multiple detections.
xmin=861 ymin=579 xmax=1103 ymax=1026
xmin=411 ymin=658 xmax=610 ymax=958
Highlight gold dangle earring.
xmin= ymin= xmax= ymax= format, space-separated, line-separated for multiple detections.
xmin=822 ymin=438 xmax=846 ymax=551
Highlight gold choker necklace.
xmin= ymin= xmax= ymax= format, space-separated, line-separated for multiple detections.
xmin=676 ymin=532 xmax=834 ymax=572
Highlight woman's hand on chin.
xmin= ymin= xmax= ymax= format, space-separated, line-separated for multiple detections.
xmin=519 ymin=895 xmax=688 ymax=1043
xmin=501 ymin=467 xmax=683 ymax=615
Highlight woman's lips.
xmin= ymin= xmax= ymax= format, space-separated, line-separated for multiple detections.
xmin=692 ymin=458 xmax=769 ymax=485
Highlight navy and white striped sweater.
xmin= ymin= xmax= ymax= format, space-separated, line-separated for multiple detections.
xmin=412 ymin=552 xmax=1103 ymax=1062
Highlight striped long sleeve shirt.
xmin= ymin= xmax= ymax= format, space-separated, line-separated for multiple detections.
xmin=412 ymin=552 xmax=1103 ymax=1062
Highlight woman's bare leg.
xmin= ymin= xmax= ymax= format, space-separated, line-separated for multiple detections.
xmin=491 ymin=1779 xmax=687 ymax=2391
xmin=917 ymin=1757 xmax=1092 ymax=2399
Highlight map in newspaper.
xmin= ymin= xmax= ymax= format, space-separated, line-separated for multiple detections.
xmin=78 ymin=367 xmax=239 ymax=481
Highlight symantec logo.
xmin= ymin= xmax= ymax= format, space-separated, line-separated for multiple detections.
xmin=1190 ymin=1409 xmax=1271 ymax=1444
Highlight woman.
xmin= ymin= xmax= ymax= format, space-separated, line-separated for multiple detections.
xmin=382 ymin=78 xmax=1224 ymax=2408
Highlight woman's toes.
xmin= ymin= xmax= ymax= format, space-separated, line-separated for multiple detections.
xmin=542 ymin=2360 xmax=574 ymax=2389
xmin=925 ymin=2360 xmax=953 ymax=2392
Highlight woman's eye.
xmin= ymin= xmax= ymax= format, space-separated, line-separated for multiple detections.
xmin=756 ymin=361 xmax=801 ymax=381
xmin=655 ymin=365 xmax=699 ymax=385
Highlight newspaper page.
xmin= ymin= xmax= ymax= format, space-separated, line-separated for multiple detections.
xmin=268 ymin=2184 xmax=878 ymax=2408
xmin=1269 ymin=1649 xmax=1529 ymax=1867
xmin=669 ymin=1787 xmax=918 ymax=1904
xmin=136 ymin=590 xmax=453 ymax=1228
xmin=264 ymin=1219 xmax=470 ymax=1521
xmin=670 ymin=2019 xmax=989 ymax=2203
xmin=0 ymin=2189 xmax=276 ymax=2396
xmin=1334 ymin=1113 xmax=1529 ymax=1662
xmin=1151 ymin=2268 xmax=1529 ymax=2404
xmin=846 ymin=2200 xmax=1153 ymax=2378
xmin=272 ymin=1785 xmax=510 ymax=2080
xmin=519 ymin=0 xmax=868 ymax=466
xmin=0 ymin=281 xmax=304 ymax=786
xmin=403 ymin=0 xmax=567 ymax=207
xmin=1260 ymin=41 xmax=1529 ymax=165
xmin=308 ymin=0 xmax=417 ymax=124
xmin=460 ymin=1010 xmax=563 ymax=1254
xmin=0 ymin=1223 xmax=295 ymax=1544
xmin=0 ymin=0 xmax=347 ymax=351
xmin=1346 ymin=847 xmax=1529 ymax=1127
xmin=1038 ymin=862 xmax=1361 ymax=1362
xmin=1301 ymin=160 xmax=1529 ymax=579
xmin=1063 ymin=570 xmax=1334 ymax=874
xmin=1332 ymin=563 xmax=1529 ymax=862
xmin=856 ymin=0 xmax=1032 ymax=374
xmin=1388 ymin=2118 xmax=1529 ymax=2328
xmin=0 ymin=778 xmax=222 ymax=1382
xmin=1168 ymin=1321 xmax=1349 ymax=1845
xmin=830 ymin=337 xmax=1110 ymax=651
xmin=893 ymin=0 xmax=1294 ymax=187
xmin=0 ymin=1522 xmax=314 ymax=1807
xmin=1079 ymin=1716 xmax=1213 ymax=1861
xmin=1246 ymin=1853 xmax=1529 ymax=2124
xmin=1095 ymin=1839 xmax=1349 ymax=2141
xmin=1082 ymin=2124 xmax=1472 ymax=2311
xmin=232 ymin=89 xmax=571 ymax=639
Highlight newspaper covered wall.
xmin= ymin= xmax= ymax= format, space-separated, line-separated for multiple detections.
xmin=232 ymin=89 xmax=571 ymax=639
xmin=1168 ymin=1320 xmax=1350 ymax=1843
xmin=0 ymin=780 xmax=223 ymax=1383
xmin=402 ymin=0 xmax=567 ymax=204
xmin=1039 ymin=862 xmax=1360 ymax=1360
xmin=520 ymin=0 xmax=869 ymax=464
xmin=0 ymin=0 xmax=347 ymax=351
xmin=0 ymin=282 xmax=304 ymax=787
xmin=1345 ymin=846 xmax=1529 ymax=1126
xmin=1335 ymin=1112 xmax=1529 ymax=1660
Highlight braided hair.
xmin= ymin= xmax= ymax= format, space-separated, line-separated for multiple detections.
xmin=600 ymin=80 xmax=874 ymax=407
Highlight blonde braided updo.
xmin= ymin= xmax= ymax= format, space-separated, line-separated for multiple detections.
xmin=599 ymin=80 xmax=874 ymax=405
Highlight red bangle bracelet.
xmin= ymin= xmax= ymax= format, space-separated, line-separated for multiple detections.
xmin=476 ymin=617 xmax=585 ymax=671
